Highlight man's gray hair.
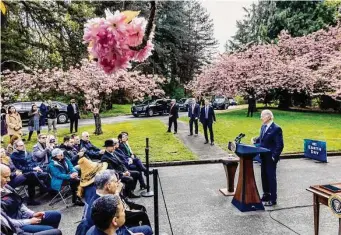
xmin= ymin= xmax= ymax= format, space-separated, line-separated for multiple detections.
xmin=94 ymin=170 xmax=117 ymax=190
xmin=261 ymin=109 xmax=274 ymax=119
xmin=171 ymin=99 xmax=176 ymax=102
xmin=13 ymin=140 xmax=24 ymax=149
xmin=82 ymin=132 xmax=89 ymax=138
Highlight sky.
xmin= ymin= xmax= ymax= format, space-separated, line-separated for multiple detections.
xmin=200 ymin=0 xmax=255 ymax=52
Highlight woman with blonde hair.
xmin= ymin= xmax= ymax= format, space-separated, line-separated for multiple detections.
xmin=5 ymin=105 xmax=22 ymax=138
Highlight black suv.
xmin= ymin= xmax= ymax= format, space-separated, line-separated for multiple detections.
xmin=131 ymin=99 xmax=171 ymax=117
xmin=8 ymin=101 xmax=69 ymax=124
xmin=211 ymin=96 xmax=229 ymax=110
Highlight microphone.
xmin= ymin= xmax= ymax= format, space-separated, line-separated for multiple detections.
xmin=234 ymin=133 xmax=245 ymax=144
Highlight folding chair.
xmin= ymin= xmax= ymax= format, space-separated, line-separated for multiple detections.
xmin=48 ymin=180 xmax=72 ymax=208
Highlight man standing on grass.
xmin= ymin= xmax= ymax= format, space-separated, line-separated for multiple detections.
xmin=200 ymin=99 xmax=216 ymax=146
xmin=167 ymin=99 xmax=179 ymax=134
xmin=252 ymin=109 xmax=284 ymax=206
xmin=188 ymin=98 xmax=200 ymax=136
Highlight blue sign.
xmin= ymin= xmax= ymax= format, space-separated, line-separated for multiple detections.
xmin=304 ymin=139 xmax=327 ymax=163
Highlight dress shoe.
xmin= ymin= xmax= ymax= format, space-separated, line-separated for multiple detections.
xmin=144 ymin=170 xmax=153 ymax=176
xmin=264 ymin=201 xmax=277 ymax=206
xmin=73 ymin=199 xmax=85 ymax=207
xmin=27 ymin=199 xmax=41 ymax=206
xmin=210 ymin=142 xmax=214 ymax=146
xmin=194 ymin=134 xmax=198 ymax=137
xmin=140 ymin=184 xmax=147 ymax=190
xmin=166 ymin=130 xmax=171 ymax=133
xmin=204 ymin=141 xmax=208 ymax=144
xmin=174 ymin=132 xmax=177 ymax=134
xmin=261 ymin=194 xmax=270 ymax=202
xmin=188 ymin=134 xmax=193 ymax=136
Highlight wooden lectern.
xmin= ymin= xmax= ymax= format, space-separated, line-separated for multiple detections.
xmin=231 ymin=143 xmax=270 ymax=212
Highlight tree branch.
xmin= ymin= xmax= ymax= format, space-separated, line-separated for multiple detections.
xmin=129 ymin=1 xmax=156 ymax=51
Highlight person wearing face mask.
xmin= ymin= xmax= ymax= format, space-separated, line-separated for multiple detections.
xmin=6 ymin=105 xmax=23 ymax=139
xmin=252 ymin=109 xmax=284 ymax=206
xmin=199 ymin=99 xmax=216 ymax=146
xmin=27 ymin=104 xmax=42 ymax=141
xmin=67 ymin=99 xmax=80 ymax=134
xmin=48 ymin=148 xmax=84 ymax=206
xmin=32 ymin=134 xmax=53 ymax=171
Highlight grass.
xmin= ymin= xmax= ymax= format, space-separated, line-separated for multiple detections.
xmin=81 ymin=104 xmax=132 ymax=119
xmin=2 ymin=119 xmax=196 ymax=163
xmin=180 ymin=108 xmax=341 ymax=154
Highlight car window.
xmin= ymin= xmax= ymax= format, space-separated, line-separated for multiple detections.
xmin=11 ymin=103 xmax=22 ymax=110
xmin=215 ymin=98 xmax=225 ymax=102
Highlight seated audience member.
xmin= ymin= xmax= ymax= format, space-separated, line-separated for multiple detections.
xmin=6 ymin=134 xmax=20 ymax=156
xmin=101 ymin=139 xmax=140 ymax=198
xmin=1 ymin=148 xmax=48 ymax=205
xmin=48 ymin=148 xmax=84 ymax=206
xmin=72 ymin=134 xmax=81 ymax=152
xmin=1 ymin=164 xmax=62 ymax=234
xmin=78 ymin=170 xmax=152 ymax=235
xmin=32 ymin=134 xmax=54 ymax=171
xmin=59 ymin=136 xmax=80 ymax=166
xmin=1 ymin=211 xmax=62 ymax=235
xmin=116 ymin=133 xmax=150 ymax=189
xmin=86 ymin=195 xmax=124 ymax=235
xmin=80 ymin=132 xmax=104 ymax=159
xmin=10 ymin=140 xmax=50 ymax=191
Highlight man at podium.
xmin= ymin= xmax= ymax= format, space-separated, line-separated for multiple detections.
xmin=253 ymin=110 xmax=284 ymax=206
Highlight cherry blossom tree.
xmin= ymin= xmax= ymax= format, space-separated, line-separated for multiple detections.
xmin=188 ymin=25 xmax=341 ymax=105
xmin=1 ymin=59 xmax=165 ymax=109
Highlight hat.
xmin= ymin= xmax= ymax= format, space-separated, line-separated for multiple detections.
xmin=51 ymin=148 xmax=63 ymax=157
xmin=103 ymin=139 xmax=115 ymax=147
xmin=78 ymin=157 xmax=108 ymax=187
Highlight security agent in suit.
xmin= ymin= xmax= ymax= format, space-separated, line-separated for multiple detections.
xmin=200 ymin=100 xmax=216 ymax=145
xmin=253 ymin=109 xmax=284 ymax=206
xmin=67 ymin=98 xmax=80 ymax=133
xmin=167 ymin=99 xmax=179 ymax=134
xmin=188 ymin=98 xmax=200 ymax=136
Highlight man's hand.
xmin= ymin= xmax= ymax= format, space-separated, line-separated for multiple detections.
xmin=251 ymin=137 xmax=257 ymax=144
xmin=16 ymin=170 xmax=22 ymax=176
xmin=99 ymin=149 xmax=105 ymax=154
xmin=78 ymin=151 xmax=84 ymax=157
xmin=70 ymin=172 xmax=78 ymax=179
xmin=123 ymin=171 xmax=130 ymax=177
xmin=33 ymin=212 xmax=45 ymax=219
xmin=128 ymin=158 xmax=133 ymax=165
xmin=30 ymin=217 xmax=42 ymax=224
xmin=195 ymin=117 xmax=198 ymax=120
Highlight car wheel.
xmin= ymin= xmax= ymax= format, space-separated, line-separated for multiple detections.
xmin=133 ymin=114 xmax=139 ymax=117
xmin=57 ymin=113 xmax=68 ymax=124
xmin=147 ymin=109 xmax=154 ymax=117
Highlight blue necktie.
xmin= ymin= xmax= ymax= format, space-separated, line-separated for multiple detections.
xmin=261 ymin=125 xmax=266 ymax=139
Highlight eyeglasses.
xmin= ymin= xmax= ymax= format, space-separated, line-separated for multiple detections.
xmin=40 ymin=137 xmax=47 ymax=139
xmin=16 ymin=145 xmax=24 ymax=147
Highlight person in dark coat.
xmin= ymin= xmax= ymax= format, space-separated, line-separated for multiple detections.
xmin=1 ymin=106 xmax=8 ymax=143
xmin=253 ymin=110 xmax=284 ymax=206
xmin=1 ymin=164 xmax=62 ymax=234
xmin=247 ymin=95 xmax=256 ymax=117
xmin=67 ymin=98 xmax=80 ymax=133
xmin=92 ymin=108 xmax=103 ymax=135
xmin=39 ymin=101 xmax=48 ymax=127
xmin=100 ymin=139 xmax=140 ymax=198
xmin=59 ymin=136 xmax=80 ymax=166
xmin=46 ymin=101 xmax=58 ymax=135
xmin=200 ymin=99 xmax=216 ymax=146
xmin=80 ymin=132 xmax=104 ymax=160
xmin=167 ymin=99 xmax=179 ymax=134
xmin=1 ymin=148 xmax=48 ymax=206
xmin=188 ymin=98 xmax=200 ymax=136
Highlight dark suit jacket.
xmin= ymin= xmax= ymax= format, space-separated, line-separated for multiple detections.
xmin=169 ymin=104 xmax=179 ymax=119
xmin=67 ymin=103 xmax=80 ymax=119
xmin=200 ymin=106 xmax=216 ymax=124
xmin=101 ymin=151 xmax=127 ymax=176
xmin=255 ymin=122 xmax=284 ymax=162
xmin=188 ymin=103 xmax=200 ymax=118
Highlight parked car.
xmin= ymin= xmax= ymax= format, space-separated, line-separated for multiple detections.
xmin=229 ymin=98 xmax=238 ymax=106
xmin=131 ymin=99 xmax=171 ymax=117
xmin=211 ymin=96 xmax=229 ymax=110
xmin=8 ymin=101 xmax=69 ymax=124
xmin=177 ymin=98 xmax=194 ymax=112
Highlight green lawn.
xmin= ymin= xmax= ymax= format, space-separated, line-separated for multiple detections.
xmin=181 ymin=108 xmax=341 ymax=154
xmin=4 ymin=119 xmax=196 ymax=162
xmin=81 ymin=104 xmax=132 ymax=119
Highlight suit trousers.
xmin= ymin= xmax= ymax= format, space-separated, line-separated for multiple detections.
xmin=202 ymin=120 xmax=214 ymax=142
xmin=260 ymin=155 xmax=277 ymax=202
xmin=127 ymin=158 xmax=147 ymax=187
xmin=21 ymin=210 xmax=61 ymax=233
xmin=247 ymin=105 xmax=254 ymax=117
xmin=69 ymin=116 xmax=79 ymax=133
xmin=189 ymin=117 xmax=198 ymax=135
xmin=168 ymin=116 xmax=177 ymax=132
